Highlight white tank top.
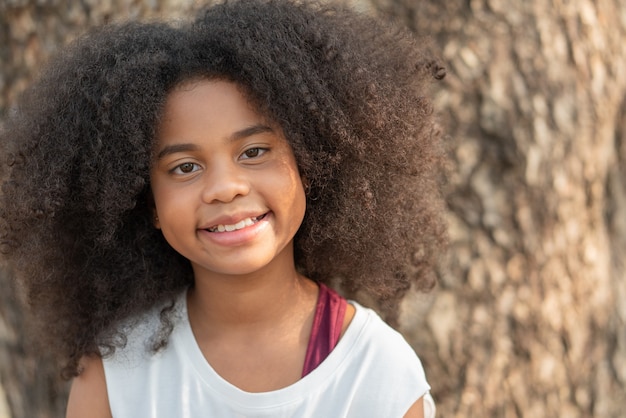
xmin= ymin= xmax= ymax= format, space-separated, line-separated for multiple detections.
xmin=103 ymin=294 xmax=435 ymax=417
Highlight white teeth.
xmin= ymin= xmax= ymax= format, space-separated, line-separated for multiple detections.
xmin=209 ymin=216 xmax=259 ymax=233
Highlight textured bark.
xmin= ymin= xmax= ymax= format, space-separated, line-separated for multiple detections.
xmin=1 ymin=0 xmax=626 ymax=417
xmin=369 ymin=0 xmax=626 ymax=416
xmin=0 ymin=270 xmax=66 ymax=418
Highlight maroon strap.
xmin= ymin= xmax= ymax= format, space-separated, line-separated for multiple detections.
xmin=301 ymin=283 xmax=348 ymax=377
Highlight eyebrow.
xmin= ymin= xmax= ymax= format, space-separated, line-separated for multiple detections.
xmin=156 ymin=124 xmax=274 ymax=160
xmin=156 ymin=143 xmax=200 ymax=160
xmin=232 ymin=124 xmax=274 ymax=141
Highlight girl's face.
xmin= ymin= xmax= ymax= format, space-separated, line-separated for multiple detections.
xmin=150 ymin=79 xmax=306 ymax=278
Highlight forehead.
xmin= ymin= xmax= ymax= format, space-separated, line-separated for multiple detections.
xmin=162 ymin=78 xmax=272 ymax=122
xmin=160 ymin=80 xmax=256 ymax=124
xmin=154 ymin=79 xmax=289 ymax=155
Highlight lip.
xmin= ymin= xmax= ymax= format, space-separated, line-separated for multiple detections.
xmin=200 ymin=211 xmax=268 ymax=230
xmin=197 ymin=212 xmax=271 ymax=246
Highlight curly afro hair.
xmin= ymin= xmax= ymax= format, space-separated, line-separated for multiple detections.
xmin=0 ymin=0 xmax=447 ymax=378
xmin=0 ymin=21 xmax=193 ymax=378
xmin=187 ymin=0 xmax=447 ymax=305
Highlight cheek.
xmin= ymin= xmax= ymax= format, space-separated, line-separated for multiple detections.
xmin=267 ymin=160 xmax=306 ymax=225
xmin=150 ymin=184 xmax=166 ymax=217
xmin=288 ymin=173 xmax=307 ymax=229
xmin=290 ymin=183 xmax=307 ymax=226
xmin=280 ymin=162 xmax=306 ymax=204
xmin=150 ymin=181 xmax=185 ymax=227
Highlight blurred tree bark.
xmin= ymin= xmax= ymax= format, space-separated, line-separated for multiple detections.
xmin=373 ymin=0 xmax=626 ymax=417
xmin=1 ymin=0 xmax=626 ymax=417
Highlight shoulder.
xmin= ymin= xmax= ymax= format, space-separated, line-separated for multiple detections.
xmin=109 ymin=294 xmax=184 ymax=355
xmin=100 ymin=294 xmax=189 ymax=414
xmin=100 ymin=293 xmax=187 ymax=389
xmin=403 ymin=394 xmax=437 ymax=418
xmin=68 ymin=295 xmax=185 ymax=418
xmin=333 ymin=303 xmax=432 ymax=415
xmin=66 ymin=356 xmax=112 ymax=418
xmin=350 ymin=302 xmax=427 ymax=370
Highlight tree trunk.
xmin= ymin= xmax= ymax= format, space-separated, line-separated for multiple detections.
xmin=1 ymin=0 xmax=626 ymax=417
xmin=0 ymin=269 xmax=67 ymax=418
xmin=368 ymin=0 xmax=626 ymax=416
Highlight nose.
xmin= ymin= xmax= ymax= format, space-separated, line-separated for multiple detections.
xmin=200 ymin=161 xmax=250 ymax=204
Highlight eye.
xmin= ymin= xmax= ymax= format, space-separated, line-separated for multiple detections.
xmin=240 ymin=147 xmax=267 ymax=160
xmin=172 ymin=162 xmax=200 ymax=175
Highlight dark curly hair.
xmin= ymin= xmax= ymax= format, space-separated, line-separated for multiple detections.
xmin=0 ymin=0 xmax=447 ymax=378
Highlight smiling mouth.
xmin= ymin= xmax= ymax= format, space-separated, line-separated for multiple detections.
xmin=206 ymin=214 xmax=267 ymax=233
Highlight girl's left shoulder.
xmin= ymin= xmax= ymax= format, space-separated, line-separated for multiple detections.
xmin=348 ymin=302 xmax=425 ymax=363
xmin=327 ymin=302 xmax=433 ymax=416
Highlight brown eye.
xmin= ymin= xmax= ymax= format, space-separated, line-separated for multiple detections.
xmin=179 ymin=163 xmax=195 ymax=172
xmin=243 ymin=148 xmax=261 ymax=158
xmin=241 ymin=147 xmax=267 ymax=160
xmin=173 ymin=162 xmax=199 ymax=175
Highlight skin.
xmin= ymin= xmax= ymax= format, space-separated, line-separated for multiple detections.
xmin=151 ymin=79 xmax=307 ymax=283
xmin=66 ymin=356 xmax=111 ymax=418
xmin=151 ymin=79 xmax=325 ymax=392
xmin=66 ymin=79 xmax=424 ymax=417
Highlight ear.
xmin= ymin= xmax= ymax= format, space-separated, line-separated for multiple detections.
xmin=301 ymin=176 xmax=311 ymax=196
xmin=153 ymin=211 xmax=161 ymax=229
xmin=147 ymin=191 xmax=160 ymax=229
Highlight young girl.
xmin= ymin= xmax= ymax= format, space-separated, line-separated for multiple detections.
xmin=0 ymin=1 xmax=447 ymax=416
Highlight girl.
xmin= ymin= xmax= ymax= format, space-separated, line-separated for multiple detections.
xmin=0 ymin=0 xmax=447 ymax=416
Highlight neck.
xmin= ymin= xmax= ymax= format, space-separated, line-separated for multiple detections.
xmin=187 ymin=259 xmax=318 ymax=337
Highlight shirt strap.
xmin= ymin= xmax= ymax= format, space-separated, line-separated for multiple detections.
xmin=301 ymin=283 xmax=348 ymax=377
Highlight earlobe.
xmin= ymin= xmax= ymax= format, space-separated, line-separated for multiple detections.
xmin=153 ymin=213 xmax=161 ymax=229
xmin=301 ymin=176 xmax=311 ymax=196
xmin=147 ymin=192 xmax=160 ymax=229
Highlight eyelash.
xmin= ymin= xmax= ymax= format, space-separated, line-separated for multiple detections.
xmin=172 ymin=162 xmax=200 ymax=175
xmin=169 ymin=147 xmax=268 ymax=175
xmin=240 ymin=147 xmax=268 ymax=159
